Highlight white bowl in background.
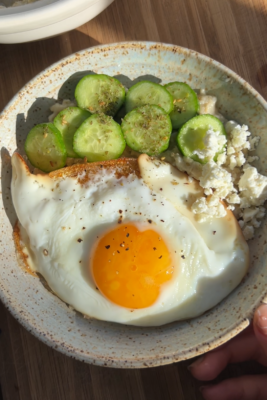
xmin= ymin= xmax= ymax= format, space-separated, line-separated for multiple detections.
xmin=0 ymin=0 xmax=114 ymax=44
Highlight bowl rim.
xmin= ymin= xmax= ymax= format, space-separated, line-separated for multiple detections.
xmin=1 ymin=40 xmax=267 ymax=368
xmin=0 ymin=0 xmax=105 ymax=32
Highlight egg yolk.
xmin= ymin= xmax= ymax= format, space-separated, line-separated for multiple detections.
xmin=91 ymin=223 xmax=174 ymax=309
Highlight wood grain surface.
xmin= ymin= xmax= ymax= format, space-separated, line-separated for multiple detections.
xmin=1 ymin=0 xmax=267 ymax=399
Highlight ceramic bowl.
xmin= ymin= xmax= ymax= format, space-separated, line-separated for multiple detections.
xmin=1 ymin=42 xmax=267 ymax=368
xmin=0 ymin=0 xmax=113 ymax=44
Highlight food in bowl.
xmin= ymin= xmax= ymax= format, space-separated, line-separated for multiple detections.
xmin=10 ymin=73 xmax=267 ymax=326
xmin=11 ymin=152 xmax=249 ymax=326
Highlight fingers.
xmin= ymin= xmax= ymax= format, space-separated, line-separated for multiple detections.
xmin=253 ymin=304 xmax=267 ymax=366
xmin=189 ymin=327 xmax=259 ymax=381
xmin=201 ymin=375 xmax=267 ymax=400
xmin=188 ymin=305 xmax=267 ymax=400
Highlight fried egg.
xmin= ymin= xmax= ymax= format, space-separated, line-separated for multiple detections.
xmin=11 ymin=153 xmax=249 ymax=326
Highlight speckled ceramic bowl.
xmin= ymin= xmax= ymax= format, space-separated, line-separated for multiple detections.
xmin=1 ymin=42 xmax=267 ymax=368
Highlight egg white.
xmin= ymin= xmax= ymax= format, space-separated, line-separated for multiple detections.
xmin=11 ymin=153 xmax=249 ymax=326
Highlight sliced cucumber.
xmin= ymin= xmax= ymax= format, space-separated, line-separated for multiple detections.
xmin=165 ymin=82 xmax=199 ymax=129
xmin=73 ymin=113 xmax=126 ymax=162
xmin=125 ymin=81 xmax=174 ymax=114
xmin=53 ymin=107 xmax=91 ymax=158
xmin=75 ymin=74 xmax=125 ymax=116
xmin=121 ymin=105 xmax=172 ymax=156
xmin=25 ymin=123 xmax=67 ymax=172
xmin=177 ymin=114 xmax=226 ymax=164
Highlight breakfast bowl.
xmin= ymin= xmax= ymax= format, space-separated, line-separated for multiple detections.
xmin=0 ymin=0 xmax=114 ymax=44
xmin=1 ymin=41 xmax=267 ymax=368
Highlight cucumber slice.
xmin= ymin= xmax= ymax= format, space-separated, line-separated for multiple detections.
xmin=125 ymin=81 xmax=174 ymax=114
xmin=177 ymin=114 xmax=226 ymax=164
xmin=73 ymin=113 xmax=126 ymax=162
xmin=25 ymin=123 xmax=67 ymax=172
xmin=121 ymin=105 xmax=172 ymax=156
xmin=75 ymin=74 xmax=125 ymax=116
xmin=165 ymin=82 xmax=199 ymax=129
xmin=54 ymin=107 xmax=91 ymax=158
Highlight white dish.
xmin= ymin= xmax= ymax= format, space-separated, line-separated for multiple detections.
xmin=0 ymin=0 xmax=114 ymax=44
xmin=1 ymin=42 xmax=267 ymax=368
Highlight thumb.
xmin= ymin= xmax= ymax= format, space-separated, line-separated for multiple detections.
xmin=253 ymin=303 xmax=267 ymax=363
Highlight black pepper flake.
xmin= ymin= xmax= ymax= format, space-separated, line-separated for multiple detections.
xmin=160 ymin=188 xmax=163 ymax=191
xmin=126 ymin=233 xmax=130 ymax=237
xmin=213 ymin=231 xmax=216 ymax=235
xmin=82 ymin=227 xmax=86 ymax=230
xmin=95 ymin=287 xmax=99 ymax=290
xmin=181 ymin=255 xmax=185 ymax=259
xmin=125 ymin=248 xmax=129 ymax=251
xmin=105 ymin=245 xmax=110 ymax=249
xmin=153 ymin=247 xmax=156 ymax=250
xmin=159 ymin=255 xmax=162 ymax=259
xmin=77 ymin=238 xmax=83 ymax=243
xmin=148 ymin=219 xmax=152 ymax=224
xmin=160 ymin=219 xmax=164 ymax=222
xmin=117 ymin=250 xmax=120 ymax=254
xmin=119 ymin=210 xmax=123 ymax=214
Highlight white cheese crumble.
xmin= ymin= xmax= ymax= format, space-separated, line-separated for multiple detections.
xmin=191 ymin=196 xmax=227 ymax=220
xmin=172 ymin=95 xmax=265 ymax=241
xmin=239 ymin=164 xmax=267 ymax=207
xmin=48 ymin=99 xmax=76 ymax=122
xmin=198 ymin=95 xmax=217 ymax=115
xmin=198 ymin=94 xmax=226 ymax=123
xmin=199 ymin=161 xmax=235 ymax=200
xmin=193 ymin=128 xmax=227 ymax=161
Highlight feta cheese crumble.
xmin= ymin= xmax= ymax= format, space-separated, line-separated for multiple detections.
xmin=48 ymin=99 xmax=76 ymax=122
xmin=198 ymin=93 xmax=226 ymax=123
xmin=173 ymin=94 xmax=266 ymax=241
xmin=192 ymin=128 xmax=227 ymax=161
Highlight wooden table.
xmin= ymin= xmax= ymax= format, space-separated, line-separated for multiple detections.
xmin=1 ymin=0 xmax=267 ymax=399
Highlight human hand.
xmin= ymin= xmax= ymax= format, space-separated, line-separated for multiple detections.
xmin=188 ymin=304 xmax=267 ymax=400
